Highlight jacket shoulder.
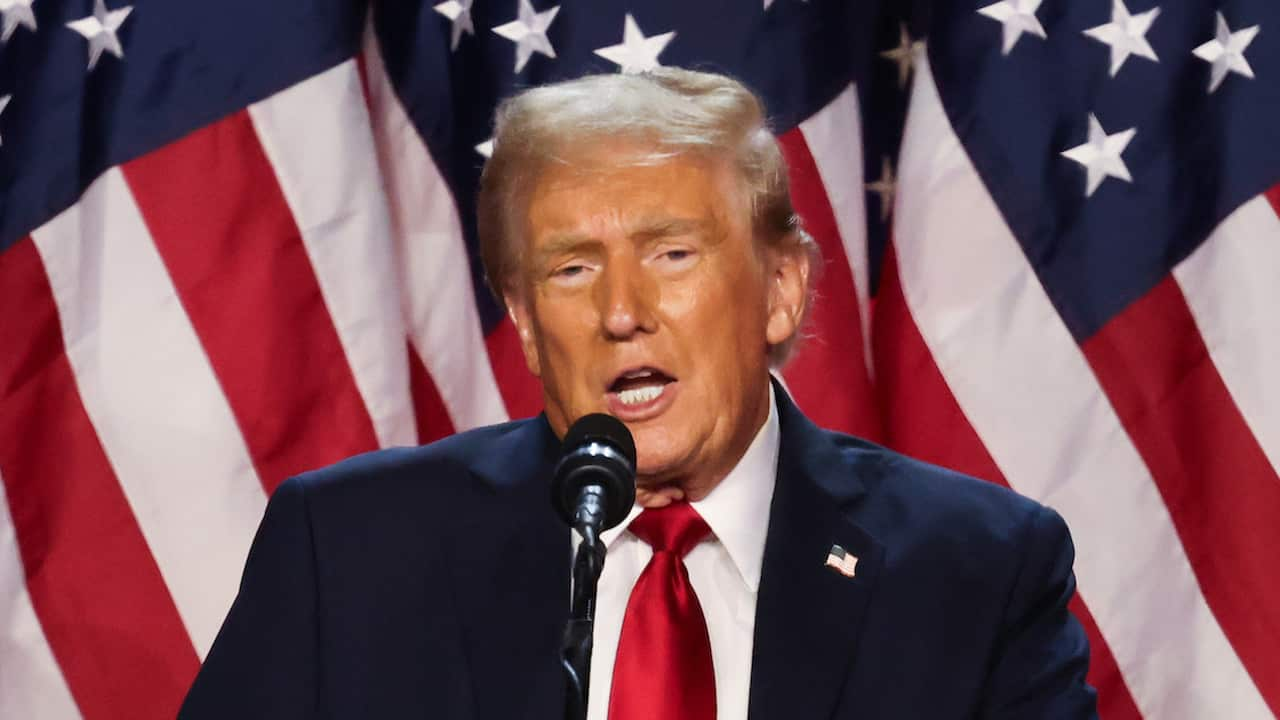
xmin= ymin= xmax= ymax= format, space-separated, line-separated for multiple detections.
xmin=821 ymin=430 xmax=1059 ymax=556
xmin=283 ymin=418 xmax=540 ymax=521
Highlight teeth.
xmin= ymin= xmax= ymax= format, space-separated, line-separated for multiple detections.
xmin=622 ymin=369 xmax=654 ymax=379
xmin=617 ymin=384 xmax=665 ymax=406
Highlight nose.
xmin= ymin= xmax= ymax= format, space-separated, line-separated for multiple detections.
xmin=597 ymin=255 xmax=657 ymax=340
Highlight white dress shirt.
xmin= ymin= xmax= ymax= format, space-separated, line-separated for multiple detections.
xmin=581 ymin=387 xmax=780 ymax=720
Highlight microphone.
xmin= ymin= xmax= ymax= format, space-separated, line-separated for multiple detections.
xmin=552 ymin=413 xmax=636 ymax=720
xmin=551 ymin=413 xmax=637 ymax=540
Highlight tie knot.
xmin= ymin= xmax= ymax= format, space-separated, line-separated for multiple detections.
xmin=628 ymin=502 xmax=711 ymax=557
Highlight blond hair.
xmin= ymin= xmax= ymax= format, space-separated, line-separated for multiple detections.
xmin=476 ymin=67 xmax=820 ymax=366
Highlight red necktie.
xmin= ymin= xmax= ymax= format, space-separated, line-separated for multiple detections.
xmin=607 ymin=502 xmax=716 ymax=720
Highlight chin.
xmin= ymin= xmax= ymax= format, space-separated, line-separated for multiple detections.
xmin=632 ymin=444 xmax=695 ymax=482
xmin=626 ymin=413 xmax=703 ymax=470
xmin=633 ymin=451 xmax=673 ymax=477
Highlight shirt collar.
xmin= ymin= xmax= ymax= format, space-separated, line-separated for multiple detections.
xmin=600 ymin=384 xmax=780 ymax=592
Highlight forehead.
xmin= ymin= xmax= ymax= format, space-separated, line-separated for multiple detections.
xmin=522 ymin=144 xmax=748 ymax=241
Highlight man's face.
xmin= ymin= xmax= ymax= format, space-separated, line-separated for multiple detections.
xmin=506 ymin=147 xmax=807 ymax=500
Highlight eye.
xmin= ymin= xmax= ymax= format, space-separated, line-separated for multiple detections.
xmin=652 ymin=246 xmax=697 ymax=266
xmin=548 ymin=261 xmax=596 ymax=287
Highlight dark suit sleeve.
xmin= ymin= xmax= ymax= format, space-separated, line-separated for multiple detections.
xmin=177 ymin=477 xmax=321 ymax=719
xmin=979 ymin=505 xmax=1099 ymax=720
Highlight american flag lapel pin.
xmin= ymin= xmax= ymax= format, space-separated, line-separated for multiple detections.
xmin=824 ymin=544 xmax=858 ymax=578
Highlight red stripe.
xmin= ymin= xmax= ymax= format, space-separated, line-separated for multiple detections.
xmin=485 ymin=317 xmax=544 ymax=421
xmin=872 ymin=245 xmax=1004 ymax=479
xmin=407 ymin=342 xmax=456 ymax=443
xmin=874 ymin=243 xmax=1144 ymax=720
xmin=354 ymin=49 xmax=374 ymax=112
xmin=0 ymin=238 xmax=200 ymax=719
xmin=775 ymin=130 xmax=880 ymax=441
xmin=1067 ymin=595 xmax=1136 ymax=720
xmin=121 ymin=111 xmax=381 ymax=493
xmin=1082 ymin=275 xmax=1280 ymax=715
xmin=1267 ymin=183 xmax=1280 ymax=217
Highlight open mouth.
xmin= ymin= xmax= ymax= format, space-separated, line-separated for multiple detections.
xmin=608 ymin=367 xmax=676 ymax=408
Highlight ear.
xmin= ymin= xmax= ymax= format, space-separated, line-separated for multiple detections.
xmin=504 ymin=290 xmax=543 ymax=378
xmin=764 ymin=241 xmax=810 ymax=348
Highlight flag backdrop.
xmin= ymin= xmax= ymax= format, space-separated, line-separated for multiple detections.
xmin=1 ymin=0 xmax=1277 ymax=717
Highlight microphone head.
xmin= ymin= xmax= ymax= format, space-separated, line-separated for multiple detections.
xmin=552 ymin=414 xmax=637 ymax=531
xmin=561 ymin=413 xmax=637 ymax=466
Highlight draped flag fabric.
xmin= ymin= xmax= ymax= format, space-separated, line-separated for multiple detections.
xmin=1 ymin=0 xmax=1277 ymax=717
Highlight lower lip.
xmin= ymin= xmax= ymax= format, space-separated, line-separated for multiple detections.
xmin=605 ymin=381 xmax=678 ymax=421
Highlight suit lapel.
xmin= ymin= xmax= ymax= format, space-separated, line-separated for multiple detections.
xmin=442 ymin=417 xmax=570 ymax=720
xmin=748 ymin=387 xmax=884 ymax=720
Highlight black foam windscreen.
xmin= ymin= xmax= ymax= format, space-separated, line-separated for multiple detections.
xmin=561 ymin=413 xmax=636 ymax=464
xmin=553 ymin=413 xmax=636 ymax=532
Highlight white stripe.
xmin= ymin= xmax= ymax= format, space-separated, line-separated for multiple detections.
xmin=1173 ymin=195 xmax=1280 ymax=475
xmin=248 ymin=61 xmax=417 ymax=449
xmin=30 ymin=170 xmax=267 ymax=659
xmin=362 ymin=21 xmax=509 ymax=432
xmin=0 ymin=472 xmax=81 ymax=719
xmin=895 ymin=56 xmax=1270 ymax=720
xmin=797 ymin=84 xmax=873 ymax=378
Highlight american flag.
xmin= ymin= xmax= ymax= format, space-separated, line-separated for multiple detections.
xmin=0 ymin=0 xmax=1276 ymax=717
xmin=825 ymin=545 xmax=859 ymax=579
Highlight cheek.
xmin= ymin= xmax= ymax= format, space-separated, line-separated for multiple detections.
xmin=533 ymin=299 xmax=598 ymax=378
xmin=661 ymin=260 xmax=769 ymax=368
xmin=657 ymin=276 xmax=728 ymax=350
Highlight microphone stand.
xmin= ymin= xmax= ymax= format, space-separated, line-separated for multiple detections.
xmin=561 ymin=488 xmax=609 ymax=720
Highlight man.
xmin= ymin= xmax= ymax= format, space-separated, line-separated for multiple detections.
xmin=179 ymin=68 xmax=1097 ymax=719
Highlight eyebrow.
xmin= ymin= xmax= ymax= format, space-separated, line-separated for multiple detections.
xmin=630 ymin=217 xmax=709 ymax=241
xmin=532 ymin=236 xmax=603 ymax=267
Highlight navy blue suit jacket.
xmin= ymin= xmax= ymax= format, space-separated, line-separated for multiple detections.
xmin=179 ymin=388 xmax=1097 ymax=719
